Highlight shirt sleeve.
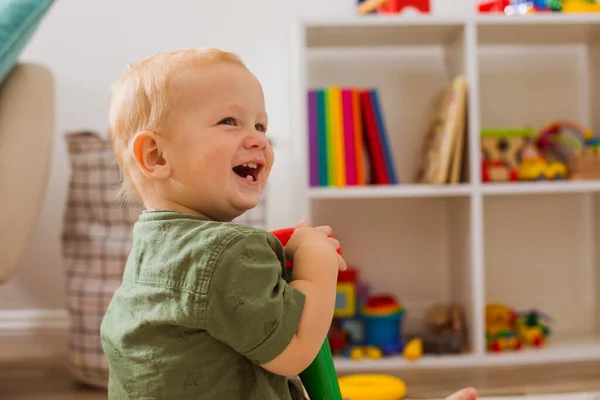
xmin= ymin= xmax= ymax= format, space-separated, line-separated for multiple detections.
xmin=205 ymin=231 xmax=306 ymax=365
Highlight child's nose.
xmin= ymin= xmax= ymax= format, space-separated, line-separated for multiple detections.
xmin=243 ymin=130 xmax=268 ymax=149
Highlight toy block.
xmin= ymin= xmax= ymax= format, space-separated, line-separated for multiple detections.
xmin=335 ymin=282 xmax=357 ymax=318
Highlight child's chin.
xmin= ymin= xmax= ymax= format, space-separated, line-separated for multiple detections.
xmin=234 ymin=196 xmax=261 ymax=212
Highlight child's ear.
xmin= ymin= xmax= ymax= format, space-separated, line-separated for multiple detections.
xmin=131 ymin=131 xmax=170 ymax=180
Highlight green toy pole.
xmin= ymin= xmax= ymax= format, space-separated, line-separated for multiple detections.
xmin=297 ymin=339 xmax=343 ymax=400
xmin=271 ymin=228 xmax=343 ymax=400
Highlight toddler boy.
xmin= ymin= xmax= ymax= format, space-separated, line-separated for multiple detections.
xmin=101 ymin=48 xmax=344 ymax=399
xmin=101 ymin=48 xmax=478 ymax=400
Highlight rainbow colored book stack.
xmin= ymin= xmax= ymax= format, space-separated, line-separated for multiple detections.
xmin=307 ymin=87 xmax=398 ymax=187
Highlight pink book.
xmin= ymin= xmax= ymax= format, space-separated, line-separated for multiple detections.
xmin=341 ymin=89 xmax=357 ymax=186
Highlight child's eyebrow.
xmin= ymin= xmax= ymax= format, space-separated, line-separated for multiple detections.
xmin=219 ymin=104 xmax=245 ymax=114
xmin=258 ymin=111 xmax=269 ymax=124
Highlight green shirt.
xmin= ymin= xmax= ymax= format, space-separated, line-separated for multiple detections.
xmin=100 ymin=210 xmax=307 ymax=399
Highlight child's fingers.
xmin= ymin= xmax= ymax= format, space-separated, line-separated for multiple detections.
xmin=337 ymin=255 xmax=347 ymax=271
xmin=315 ymin=225 xmax=332 ymax=236
xmin=295 ymin=220 xmax=310 ymax=230
xmin=444 ymin=388 xmax=478 ymax=400
xmin=328 ymin=237 xmax=340 ymax=249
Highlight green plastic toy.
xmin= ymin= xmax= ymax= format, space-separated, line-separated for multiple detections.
xmin=271 ymin=227 xmax=343 ymax=400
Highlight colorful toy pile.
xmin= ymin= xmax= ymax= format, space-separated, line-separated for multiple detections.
xmin=479 ymin=0 xmax=600 ymax=14
xmin=485 ymin=303 xmax=552 ymax=352
xmin=481 ymin=121 xmax=600 ymax=183
xmin=328 ymin=268 xmax=423 ymax=362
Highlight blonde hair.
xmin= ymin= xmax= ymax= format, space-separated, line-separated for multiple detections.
xmin=108 ymin=48 xmax=246 ymax=204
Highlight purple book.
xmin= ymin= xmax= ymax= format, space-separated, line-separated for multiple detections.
xmin=308 ymin=90 xmax=319 ymax=187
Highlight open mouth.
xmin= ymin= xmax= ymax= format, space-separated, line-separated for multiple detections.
xmin=233 ymin=162 xmax=262 ymax=183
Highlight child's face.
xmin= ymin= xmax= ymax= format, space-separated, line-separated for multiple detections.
xmin=163 ymin=62 xmax=273 ymax=221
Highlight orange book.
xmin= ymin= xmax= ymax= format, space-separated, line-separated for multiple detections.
xmin=328 ymin=87 xmax=346 ymax=187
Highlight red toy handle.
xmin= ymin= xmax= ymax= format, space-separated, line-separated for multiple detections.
xmin=270 ymin=227 xmax=342 ymax=269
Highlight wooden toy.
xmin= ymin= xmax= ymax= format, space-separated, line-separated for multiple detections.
xmin=481 ymin=128 xmax=536 ymax=182
xmin=569 ymin=153 xmax=600 ymax=180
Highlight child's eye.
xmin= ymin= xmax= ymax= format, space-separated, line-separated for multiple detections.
xmin=255 ymin=124 xmax=267 ymax=133
xmin=219 ymin=117 xmax=237 ymax=126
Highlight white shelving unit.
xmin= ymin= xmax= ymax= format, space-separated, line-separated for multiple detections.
xmin=289 ymin=13 xmax=600 ymax=372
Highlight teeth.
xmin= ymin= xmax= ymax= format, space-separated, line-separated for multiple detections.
xmin=246 ymin=175 xmax=254 ymax=182
xmin=242 ymin=162 xmax=258 ymax=169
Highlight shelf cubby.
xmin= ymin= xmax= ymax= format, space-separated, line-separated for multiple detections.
xmin=301 ymin=17 xmax=472 ymax=190
xmin=484 ymin=194 xmax=599 ymax=338
xmin=310 ymin=195 xmax=474 ymax=369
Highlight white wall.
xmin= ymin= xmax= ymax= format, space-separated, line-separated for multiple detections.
xmin=0 ymin=0 xmax=476 ymax=313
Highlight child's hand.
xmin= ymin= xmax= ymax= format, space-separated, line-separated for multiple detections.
xmin=284 ymin=220 xmax=337 ymax=261
xmin=307 ymin=223 xmax=347 ymax=272
xmin=444 ymin=388 xmax=478 ymax=400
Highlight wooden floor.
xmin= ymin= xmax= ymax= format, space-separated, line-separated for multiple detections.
xmin=0 ymin=359 xmax=105 ymax=400
xmin=1 ymin=358 xmax=600 ymax=400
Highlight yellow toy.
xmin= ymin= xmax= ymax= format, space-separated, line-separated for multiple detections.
xmin=485 ymin=303 xmax=523 ymax=352
xmin=403 ymin=338 xmax=423 ymax=361
xmin=347 ymin=337 xmax=423 ymax=362
xmin=517 ymin=151 xmax=567 ymax=180
xmin=349 ymin=345 xmax=383 ymax=360
xmin=562 ymin=0 xmax=600 ymax=12
xmin=516 ymin=310 xmax=552 ymax=348
xmin=338 ymin=374 xmax=407 ymax=400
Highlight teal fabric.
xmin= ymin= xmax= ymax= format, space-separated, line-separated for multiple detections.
xmin=0 ymin=0 xmax=54 ymax=83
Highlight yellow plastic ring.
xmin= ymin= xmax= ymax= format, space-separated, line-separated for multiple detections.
xmin=338 ymin=374 xmax=407 ymax=400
